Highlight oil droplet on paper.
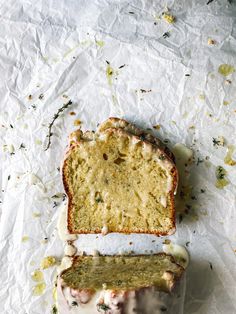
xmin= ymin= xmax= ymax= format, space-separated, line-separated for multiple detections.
xmin=32 ymin=282 xmax=46 ymax=296
xmin=96 ymin=40 xmax=105 ymax=47
xmin=52 ymin=286 xmax=57 ymax=301
xmin=32 ymin=212 xmax=41 ymax=218
xmin=199 ymin=94 xmax=205 ymax=100
xmin=35 ymin=139 xmax=42 ymax=145
xmin=218 ymin=64 xmax=235 ymax=77
xmin=40 ymin=256 xmax=57 ymax=269
xmin=22 ymin=235 xmax=29 ymax=242
xmin=106 ymin=63 xmax=114 ymax=85
xmin=31 ymin=269 xmax=44 ymax=282
xmin=224 ymin=145 xmax=236 ymax=166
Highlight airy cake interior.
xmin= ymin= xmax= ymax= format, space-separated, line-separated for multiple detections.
xmin=63 ymin=130 xmax=176 ymax=234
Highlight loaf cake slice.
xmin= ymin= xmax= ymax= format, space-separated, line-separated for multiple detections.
xmin=61 ymin=254 xmax=183 ymax=292
xmin=98 ymin=117 xmax=175 ymax=162
xmin=62 ymin=127 xmax=177 ymax=235
xmin=57 ymin=254 xmax=184 ymax=313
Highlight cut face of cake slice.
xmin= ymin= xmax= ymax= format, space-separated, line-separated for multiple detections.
xmin=57 ymin=254 xmax=185 ymax=314
xmin=61 ymin=254 xmax=183 ymax=292
xmin=62 ymin=127 xmax=177 ymax=235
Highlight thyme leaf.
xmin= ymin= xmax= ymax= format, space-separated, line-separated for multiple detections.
xmin=196 ymin=158 xmax=204 ymax=165
xmin=71 ymin=301 xmax=78 ymax=306
xmin=212 ymin=136 xmax=224 ymax=147
xmin=53 ymin=202 xmax=58 ymax=208
xmin=19 ymin=143 xmax=26 ymax=149
xmin=216 ymin=166 xmax=226 ymax=180
xmin=179 ymin=214 xmax=183 ymax=224
xmin=51 ymin=305 xmax=58 ymax=314
xmin=97 ymin=304 xmax=111 ymax=312
xmin=95 ymin=197 xmax=103 ymax=203
xmin=45 ymin=100 xmax=73 ymax=151
xmin=163 ymin=32 xmax=170 ymax=38
xmin=212 ymin=138 xmax=220 ymax=146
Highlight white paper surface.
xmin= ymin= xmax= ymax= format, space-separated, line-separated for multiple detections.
xmin=0 ymin=0 xmax=236 ymax=313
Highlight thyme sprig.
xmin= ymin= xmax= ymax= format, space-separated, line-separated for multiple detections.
xmin=45 ymin=100 xmax=72 ymax=151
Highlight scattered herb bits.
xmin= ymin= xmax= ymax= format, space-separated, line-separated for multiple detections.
xmin=140 ymin=89 xmax=152 ymax=93
xmin=207 ymin=0 xmax=214 ymax=4
xmin=19 ymin=143 xmax=26 ymax=149
xmin=196 ymin=158 xmax=204 ymax=166
xmin=51 ymin=305 xmax=58 ymax=314
xmin=159 ymin=154 xmax=166 ymax=160
xmin=212 ymin=136 xmax=225 ymax=147
xmin=97 ymin=304 xmax=111 ymax=312
xmin=215 ymin=166 xmax=229 ymax=189
xmin=163 ymin=32 xmax=170 ymax=38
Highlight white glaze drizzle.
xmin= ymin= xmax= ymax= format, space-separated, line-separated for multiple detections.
xmin=162 ymin=243 xmax=189 ymax=269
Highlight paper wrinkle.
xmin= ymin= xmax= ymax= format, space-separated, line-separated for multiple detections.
xmin=0 ymin=0 xmax=236 ymax=313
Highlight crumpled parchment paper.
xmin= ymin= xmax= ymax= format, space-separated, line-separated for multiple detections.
xmin=0 ymin=0 xmax=236 ymax=313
